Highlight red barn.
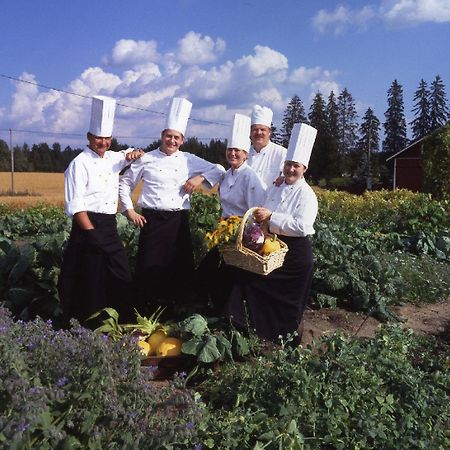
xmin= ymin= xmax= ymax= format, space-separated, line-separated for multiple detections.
xmin=386 ymin=137 xmax=424 ymax=192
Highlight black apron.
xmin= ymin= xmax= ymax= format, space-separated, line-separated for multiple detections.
xmin=220 ymin=236 xmax=313 ymax=344
xmin=58 ymin=212 xmax=133 ymax=327
xmin=134 ymin=208 xmax=195 ymax=309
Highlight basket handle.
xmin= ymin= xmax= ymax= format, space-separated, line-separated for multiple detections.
xmin=235 ymin=207 xmax=259 ymax=251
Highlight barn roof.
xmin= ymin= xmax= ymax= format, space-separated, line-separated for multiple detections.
xmin=386 ymin=136 xmax=425 ymax=162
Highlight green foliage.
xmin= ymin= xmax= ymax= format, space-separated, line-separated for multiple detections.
xmin=199 ymin=325 xmax=450 ymax=449
xmin=0 ymin=236 xmax=65 ymax=325
xmin=0 ymin=204 xmax=69 ymax=240
xmin=1 ymin=190 xmax=449 ymax=323
xmin=422 ymin=124 xmax=450 ymax=200
xmin=0 ymin=307 xmax=206 ymax=449
xmin=189 ymin=192 xmax=221 ymax=265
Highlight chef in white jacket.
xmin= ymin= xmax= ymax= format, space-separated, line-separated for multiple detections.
xmin=119 ymin=97 xmax=225 ymax=311
xmin=219 ymin=113 xmax=266 ymax=218
xmin=247 ymin=105 xmax=287 ymax=187
xmin=58 ymin=95 xmax=143 ymax=327
xmin=225 ymin=123 xmax=318 ymax=345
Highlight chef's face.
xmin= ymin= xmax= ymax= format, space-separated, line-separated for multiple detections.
xmin=226 ymin=148 xmax=247 ymax=170
xmin=87 ymin=132 xmax=112 ymax=157
xmin=161 ymin=129 xmax=184 ymax=155
xmin=250 ymin=124 xmax=271 ymax=151
xmin=283 ymin=161 xmax=306 ymax=184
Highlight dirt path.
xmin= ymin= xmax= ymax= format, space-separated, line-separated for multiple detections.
xmin=301 ymin=299 xmax=450 ymax=346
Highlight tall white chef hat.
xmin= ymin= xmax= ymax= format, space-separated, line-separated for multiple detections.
xmin=164 ymin=97 xmax=192 ymax=136
xmin=251 ymin=104 xmax=273 ymax=127
xmin=89 ymin=95 xmax=116 ymax=137
xmin=286 ymin=123 xmax=318 ymax=168
xmin=228 ymin=113 xmax=251 ymax=152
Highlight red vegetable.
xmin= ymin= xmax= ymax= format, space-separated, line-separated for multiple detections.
xmin=242 ymin=222 xmax=265 ymax=252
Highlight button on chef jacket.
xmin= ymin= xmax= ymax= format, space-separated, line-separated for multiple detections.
xmin=247 ymin=141 xmax=287 ymax=187
xmin=65 ymin=147 xmax=132 ymax=216
xmin=119 ymin=148 xmax=225 ymax=211
xmin=219 ymin=162 xmax=267 ymax=218
xmin=263 ymin=178 xmax=318 ymax=237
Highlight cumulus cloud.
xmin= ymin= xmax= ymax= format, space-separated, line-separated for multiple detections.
xmin=312 ymin=5 xmax=376 ymax=35
xmin=236 ymin=45 xmax=288 ymax=77
xmin=289 ymin=66 xmax=324 ymax=85
xmin=10 ymin=72 xmax=60 ymax=127
xmin=176 ymin=31 xmax=226 ymax=65
xmin=6 ymin=33 xmax=341 ymax=145
xmin=104 ymin=39 xmax=160 ymax=66
xmin=380 ymin=0 xmax=450 ymax=24
xmin=312 ymin=1 xmax=450 ymax=34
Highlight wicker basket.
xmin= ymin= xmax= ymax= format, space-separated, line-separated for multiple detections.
xmin=220 ymin=207 xmax=288 ymax=276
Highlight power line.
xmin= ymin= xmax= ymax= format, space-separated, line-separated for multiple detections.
xmin=0 ymin=73 xmax=230 ymax=127
xmin=0 ymin=128 xmax=226 ymax=142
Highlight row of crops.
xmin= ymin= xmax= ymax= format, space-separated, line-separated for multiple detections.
xmin=3 ymin=189 xmax=448 ymax=323
xmin=0 ymin=189 xmax=449 ymax=449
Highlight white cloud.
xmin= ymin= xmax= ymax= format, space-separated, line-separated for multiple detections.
xmin=105 ymin=39 xmax=160 ymax=66
xmin=176 ymin=31 xmax=226 ymax=65
xmin=236 ymin=45 xmax=288 ymax=77
xmin=6 ymin=35 xmax=342 ymax=144
xmin=312 ymin=1 xmax=450 ymax=34
xmin=380 ymin=0 xmax=450 ymax=24
xmin=10 ymin=72 xmax=60 ymax=127
xmin=312 ymin=5 xmax=376 ymax=35
xmin=310 ymin=80 xmax=341 ymax=100
xmin=289 ymin=66 xmax=324 ymax=85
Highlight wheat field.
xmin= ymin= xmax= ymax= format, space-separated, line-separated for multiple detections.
xmin=0 ymin=172 xmax=148 ymax=209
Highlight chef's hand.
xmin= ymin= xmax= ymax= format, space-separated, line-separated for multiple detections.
xmin=126 ymin=148 xmax=145 ymax=161
xmin=183 ymin=175 xmax=205 ymax=194
xmin=125 ymin=209 xmax=147 ymax=228
xmin=273 ymin=175 xmax=285 ymax=186
xmin=253 ymin=207 xmax=272 ymax=224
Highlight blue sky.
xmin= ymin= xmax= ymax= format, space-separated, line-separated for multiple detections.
xmin=1 ymin=0 xmax=449 ymax=149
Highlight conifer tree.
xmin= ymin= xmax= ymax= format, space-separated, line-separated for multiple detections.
xmin=270 ymin=124 xmax=283 ymax=145
xmin=383 ymin=79 xmax=408 ymax=154
xmin=337 ymin=88 xmax=359 ymax=175
xmin=355 ymin=108 xmax=381 ymax=189
xmin=308 ymin=92 xmax=328 ymax=181
xmin=325 ymin=91 xmax=341 ymax=178
xmin=411 ymin=79 xmax=431 ymax=141
xmin=280 ymin=95 xmax=307 ymax=147
xmin=429 ymin=75 xmax=450 ymax=132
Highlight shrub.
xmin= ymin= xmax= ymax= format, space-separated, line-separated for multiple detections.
xmin=199 ymin=325 xmax=450 ymax=449
xmin=0 ymin=307 xmax=206 ymax=449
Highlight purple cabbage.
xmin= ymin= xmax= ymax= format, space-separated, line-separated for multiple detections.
xmin=242 ymin=222 xmax=265 ymax=252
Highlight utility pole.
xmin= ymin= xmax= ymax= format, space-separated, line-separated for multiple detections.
xmin=9 ymin=128 xmax=15 ymax=193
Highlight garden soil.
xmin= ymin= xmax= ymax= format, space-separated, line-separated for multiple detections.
xmin=300 ymin=298 xmax=450 ymax=346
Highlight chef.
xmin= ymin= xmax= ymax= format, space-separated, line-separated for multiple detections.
xmin=247 ymin=105 xmax=287 ymax=187
xmin=224 ymin=122 xmax=318 ymax=345
xmin=119 ymin=97 xmax=225 ymax=311
xmin=219 ymin=113 xmax=266 ymax=218
xmin=58 ymin=95 xmax=144 ymax=327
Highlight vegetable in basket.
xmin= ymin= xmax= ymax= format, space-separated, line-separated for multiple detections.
xmin=242 ymin=221 xmax=265 ymax=252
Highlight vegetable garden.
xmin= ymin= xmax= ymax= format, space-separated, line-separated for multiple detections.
xmin=0 ymin=189 xmax=449 ymax=449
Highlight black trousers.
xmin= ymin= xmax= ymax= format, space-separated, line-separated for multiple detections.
xmin=58 ymin=212 xmax=133 ymax=327
xmin=134 ymin=208 xmax=195 ymax=310
xmin=221 ymin=236 xmax=313 ymax=343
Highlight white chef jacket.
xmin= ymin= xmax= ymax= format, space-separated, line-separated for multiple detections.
xmin=247 ymin=141 xmax=287 ymax=187
xmin=263 ymin=177 xmax=318 ymax=237
xmin=219 ymin=162 xmax=267 ymax=218
xmin=64 ymin=147 xmax=132 ymax=216
xmin=119 ymin=148 xmax=225 ymax=211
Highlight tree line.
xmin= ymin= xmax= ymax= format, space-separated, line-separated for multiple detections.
xmin=1 ymin=75 xmax=448 ymax=192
